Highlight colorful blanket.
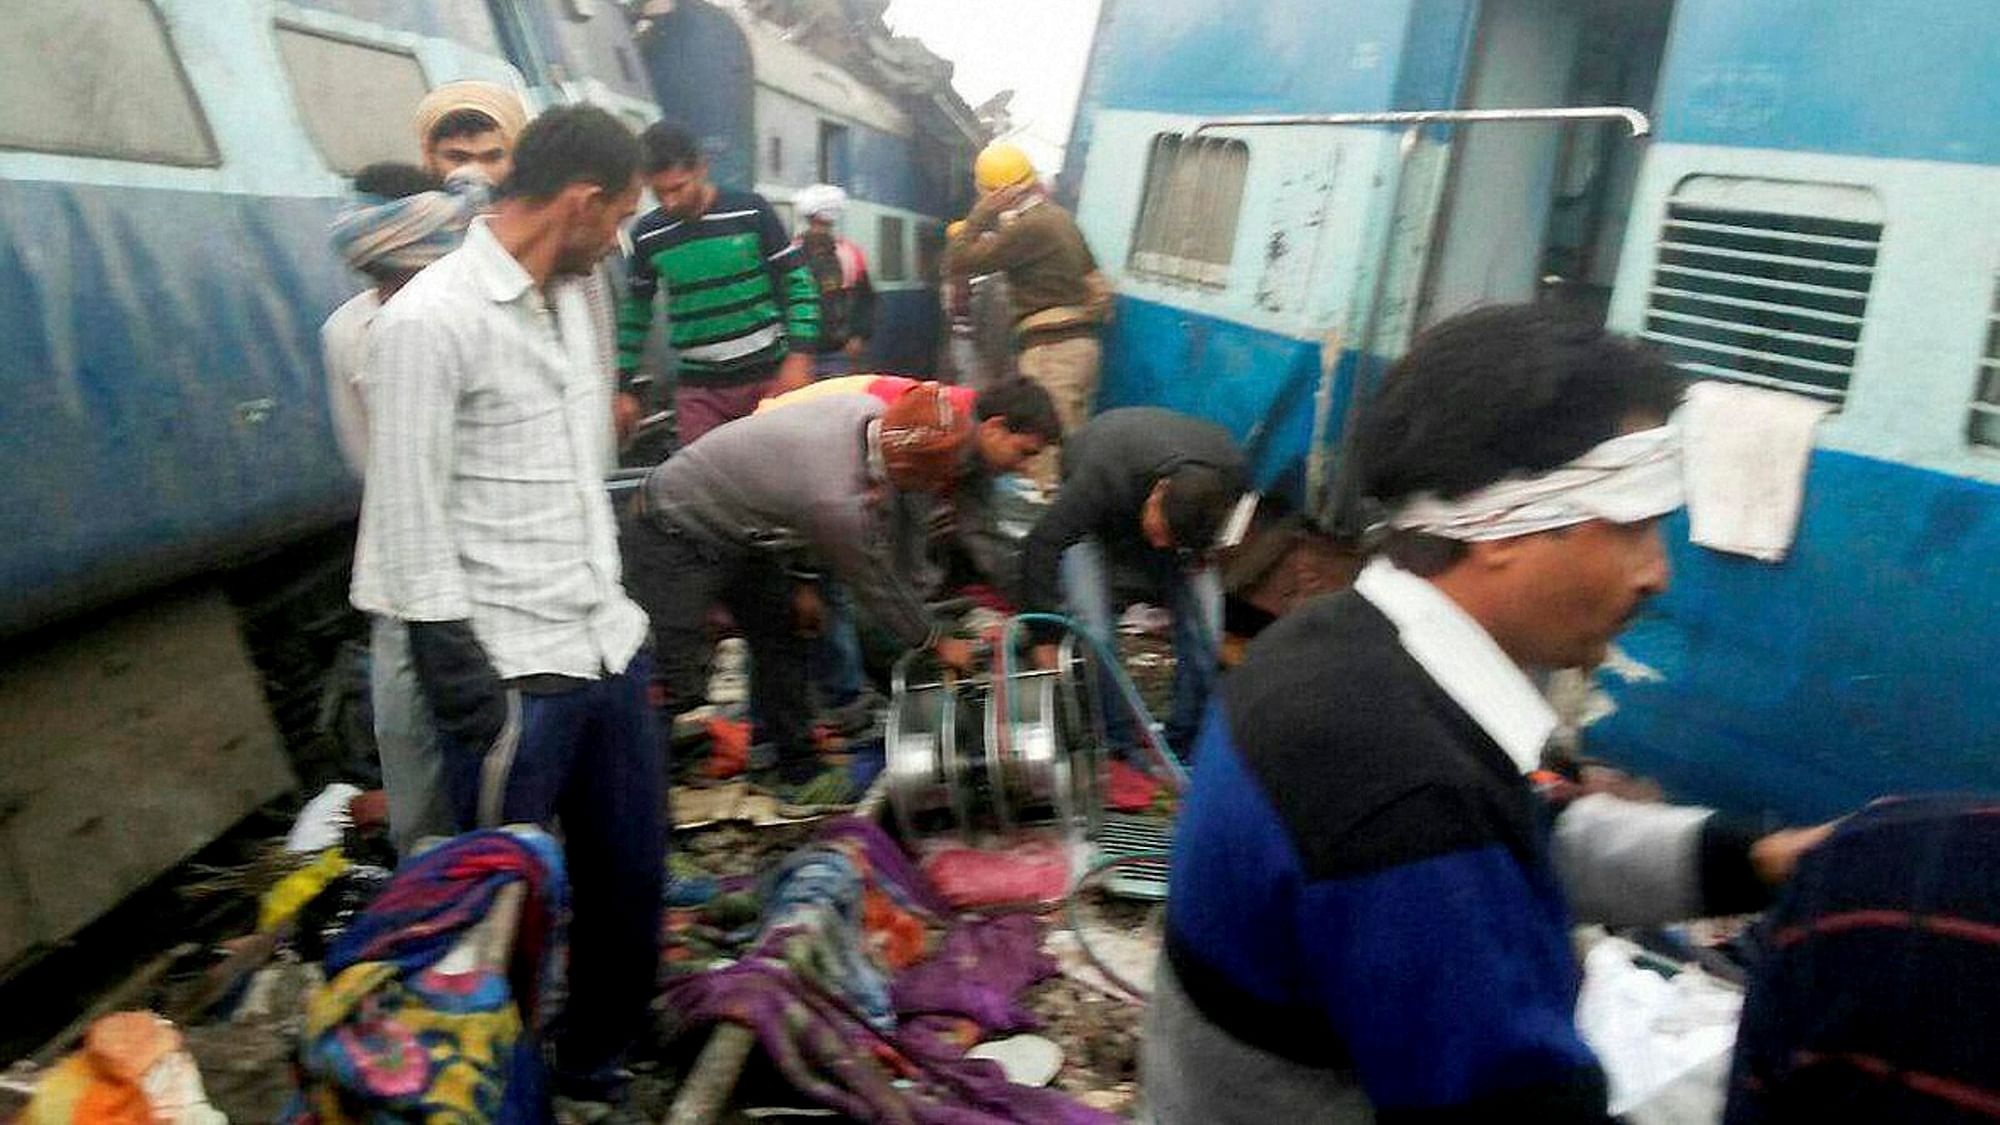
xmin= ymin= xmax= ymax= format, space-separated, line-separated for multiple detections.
xmin=661 ymin=819 xmax=1118 ymax=1125
xmin=289 ymin=828 xmax=567 ymax=1125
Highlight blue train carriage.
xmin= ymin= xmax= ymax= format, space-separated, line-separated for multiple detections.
xmin=1065 ymin=0 xmax=2000 ymax=821
xmin=634 ymin=0 xmax=984 ymax=375
xmin=0 ymin=0 xmax=656 ymax=970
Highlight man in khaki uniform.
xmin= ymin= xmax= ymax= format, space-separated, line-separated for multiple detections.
xmin=943 ymin=142 xmax=1110 ymax=487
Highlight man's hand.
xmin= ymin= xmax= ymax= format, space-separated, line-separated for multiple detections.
xmin=406 ymin=620 xmax=508 ymax=752
xmin=774 ymin=351 xmax=813 ymax=395
xmin=613 ymin=390 xmax=643 ymax=446
xmin=968 ymin=183 xmax=1029 ymax=228
xmin=843 ymin=337 xmax=866 ymax=361
xmin=932 ymin=635 xmax=976 ymax=674
xmin=1032 ymin=643 xmax=1061 ymax=671
xmin=793 ymin=582 xmax=825 ymax=638
xmin=1750 ymin=821 xmax=1838 ymax=886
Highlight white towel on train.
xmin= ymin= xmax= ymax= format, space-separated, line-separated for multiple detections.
xmin=1679 ymin=381 xmax=1832 ymax=562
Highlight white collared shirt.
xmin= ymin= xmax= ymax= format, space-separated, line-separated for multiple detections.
xmin=1352 ymin=557 xmax=1556 ymax=773
xmin=350 ymin=219 xmax=645 ymax=680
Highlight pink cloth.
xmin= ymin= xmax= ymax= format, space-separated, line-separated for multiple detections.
xmin=919 ymin=838 xmax=1071 ymax=909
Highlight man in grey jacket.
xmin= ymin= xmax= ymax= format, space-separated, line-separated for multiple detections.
xmin=623 ymin=388 xmax=975 ymax=808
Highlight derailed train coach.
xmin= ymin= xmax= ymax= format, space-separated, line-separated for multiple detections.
xmin=1065 ymin=0 xmax=2000 ymax=821
xmin=0 ymin=0 xmax=658 ymax=969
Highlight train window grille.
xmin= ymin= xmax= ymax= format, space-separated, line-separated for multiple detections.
xmin=1642 ymin=189 xmax=1881 ymax=404
xmin=878 ymin=215 xmax=909 ymax=282
xmin=1128 ymin=133 xmax=1249 ymax=288
xmin=1971 ymin=283 xmax=2000 ymax=452
xmin=276 ymin=26 xmax=431 ymax=175
xmin=0 ymin=0 xmax=218 ymax=167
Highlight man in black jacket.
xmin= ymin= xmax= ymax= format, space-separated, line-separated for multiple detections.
xmin=1143 ymin=304 xmax=1833 ymax=1124
xmin=1019 ymin=407 xmax=1248 ymax=756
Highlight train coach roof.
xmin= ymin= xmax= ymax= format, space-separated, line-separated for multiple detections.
xmin=729 ymin=7 xmax=913 ymax=137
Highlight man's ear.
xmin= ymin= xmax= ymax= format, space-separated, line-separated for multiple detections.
xmin=1466 ymin=535 xmax=1528 ymax=573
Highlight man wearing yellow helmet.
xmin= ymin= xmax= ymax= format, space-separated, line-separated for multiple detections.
xmin=944 ymin=141 xmax=1111 ymax=486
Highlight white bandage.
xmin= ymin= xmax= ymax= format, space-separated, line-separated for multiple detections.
xmin=1387 ymin=425 xmax=1683 ymax=541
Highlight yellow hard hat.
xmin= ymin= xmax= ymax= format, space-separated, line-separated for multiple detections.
xmin=973 ymin=141 xmax=1035 ymax=192
xmin=946 ymin=219 xmax=968 ymax=240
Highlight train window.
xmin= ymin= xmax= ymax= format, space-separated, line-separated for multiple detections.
xmin=1971 ymin=284 xmax=2000 ymax=451
xmin=820 ymin=122 xmax=852 ymax=187
xmin=1128 ymin=133 xmax=1249 ymax=288
xmin=769 ymin=134 xmax=784 ymax=178
xmin=878 ymin=215 xmax=909 ymax=282
xmin=0 ymin=0 xmax=217 ymax=166
xmin=1642 ymin=178 xmax=1883 ymax=404
xmin=275 ymin=26 xmax=430 ymax=175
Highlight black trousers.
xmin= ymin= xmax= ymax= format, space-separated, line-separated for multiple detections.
xmin=621 ymin=512 xmax=816 ymax=776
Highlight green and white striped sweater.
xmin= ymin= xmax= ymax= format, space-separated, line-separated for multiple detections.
xmin=617 ymin=189 xmax=818 ymax=387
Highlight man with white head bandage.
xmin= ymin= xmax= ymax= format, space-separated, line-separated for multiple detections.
xmin=1144 ymin=304 xmax=1838 ymax=1125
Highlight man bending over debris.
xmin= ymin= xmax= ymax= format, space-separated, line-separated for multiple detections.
xmin=623 ymin=384 xmax=977 ymax=812
xmin=1142 ymin=304 xmax=1833 ymax=1124
xmin=1019 ymin=407 xmax=1248 ymax=758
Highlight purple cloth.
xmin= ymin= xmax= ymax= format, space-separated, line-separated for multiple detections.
xmin=659 ymin=819 xmax=1117 ymax=1125
xmin=891 ymin=915 xmax=1050 ymax=1033
xmin=675 ymin=376 xmax=779 ymax=446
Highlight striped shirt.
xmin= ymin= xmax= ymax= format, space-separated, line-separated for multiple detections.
xmin=350 ymin=218 xmax=647 ymax=681
xmin=617 ymin=190 xmax=818 ymax=387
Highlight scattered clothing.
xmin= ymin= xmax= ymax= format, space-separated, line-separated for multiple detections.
xmin=289 ymin=829 xmax=567 ymax=1125
xmin=287 ymin=784 xmax=367 ymax=853
xmin=757 ymin=848 xmax=898 ymax=1032
xmin=26 ymin=1012 xmax=226 ymax=1125
xmin=919 ymin=838 xmax=1072 ymax=911
xmin=1726 ymin=794 xmax=2000 ymax=1124
xmin=1575 ymin=936 xmax=1742 ymax=1122
xmin=1681 ymin=381 xmax=1832 ymax=562
xmin=661 ymin=820 xmax=1116 ymax=1125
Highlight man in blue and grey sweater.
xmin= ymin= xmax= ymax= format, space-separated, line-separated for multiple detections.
xmin=1143 ymin=304 xmax=1833 ymax=1124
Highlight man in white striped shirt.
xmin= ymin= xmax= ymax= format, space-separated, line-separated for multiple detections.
xmin=349 ymin=106 xmax=660 ymax=1107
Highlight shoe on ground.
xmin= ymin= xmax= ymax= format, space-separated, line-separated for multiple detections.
xmin=763 ymin=766 xmax=860 ymax=818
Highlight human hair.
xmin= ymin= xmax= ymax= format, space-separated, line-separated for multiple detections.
xmin=498 ymin=105 xmax=639 ymax=202
xmin=351 ymin=161 xmax=441 ymax=201
xmin=639 ymin=120 xmax=703 ymax=174
xmin=974 ymin=379 xmax=1061 ymax=442
xmin=1355 ymin=303 xmax=1683 ymax=505
xmin=427 ymin=107 xmax=500 ymax=146
xmin=1353 ymin=304 xmax=1681 ymax=573
xmin=1161 ymin=463 xmax=1238 ymax=552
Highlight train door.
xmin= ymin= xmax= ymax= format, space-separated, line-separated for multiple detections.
xmin=1415 ymin=0 xmax=1676 ymax=328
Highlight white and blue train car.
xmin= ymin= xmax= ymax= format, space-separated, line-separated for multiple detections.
xmin=0 ymin=0 xmax=657 ymax=969
xmin=636 ymin=0 xmax=982 ymax=374
xmin=1067 ymin=0 xmax=1999 ymax=821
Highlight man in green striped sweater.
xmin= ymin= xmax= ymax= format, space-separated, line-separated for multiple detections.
xmin=619 ymin=121 xmax=818 ymax=446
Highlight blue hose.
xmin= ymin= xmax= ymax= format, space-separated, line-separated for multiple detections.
xmin=997 ymin=612 xmax=1190 ymax=792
